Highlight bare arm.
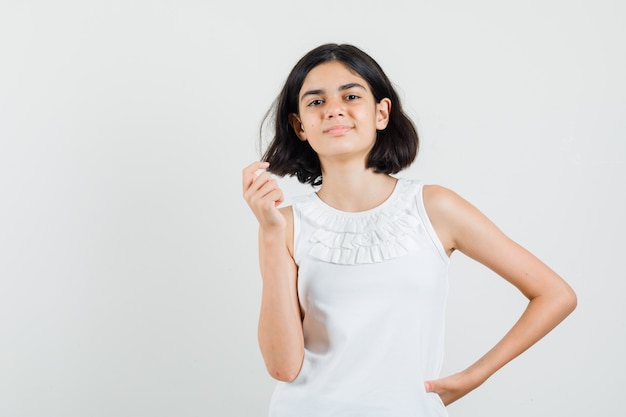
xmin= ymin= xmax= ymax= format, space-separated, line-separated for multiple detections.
xmin=242 ymin=162 xmax=304 ymax=382
xmin=423 ymin=185 xmax=577 ymax=405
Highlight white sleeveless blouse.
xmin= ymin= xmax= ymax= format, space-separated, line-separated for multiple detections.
xmin=268 ymin=178 xmax=450 ymax=417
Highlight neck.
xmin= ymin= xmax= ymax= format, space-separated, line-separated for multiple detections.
xmin=316 ymin=160 xmax=398 ymax=212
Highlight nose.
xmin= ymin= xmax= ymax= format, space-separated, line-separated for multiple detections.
xmin=324 ymin=96 xmax=345 ymax=119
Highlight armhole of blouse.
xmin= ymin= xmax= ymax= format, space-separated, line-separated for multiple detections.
xmin=291 ymin=204 xmax=301 ymax=266
xmin=416 ymin=183 xmax=450 ymax=265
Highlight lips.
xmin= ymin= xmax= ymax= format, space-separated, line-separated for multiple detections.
xmin=323 ymin=125 xmax=353 ymax=135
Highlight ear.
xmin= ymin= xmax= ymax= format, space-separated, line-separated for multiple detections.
xmin=375 ymin=98 xmax=391 ymax=130
xmin=288 ymin=113 xmax=307 ymax=141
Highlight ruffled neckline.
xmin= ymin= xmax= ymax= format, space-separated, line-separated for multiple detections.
xmin=296 ymin=178 xmax=421 ymax=265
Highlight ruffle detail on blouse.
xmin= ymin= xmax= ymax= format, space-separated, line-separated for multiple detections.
xmin=297 ymin=179 xmax=422 ymax=265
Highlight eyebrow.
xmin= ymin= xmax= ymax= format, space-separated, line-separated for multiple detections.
xmin=300 ymin=83 xmax=367 ymax=103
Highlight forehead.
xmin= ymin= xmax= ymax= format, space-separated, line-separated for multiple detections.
xmin=300 ymin=61 xmax=369 ymax=91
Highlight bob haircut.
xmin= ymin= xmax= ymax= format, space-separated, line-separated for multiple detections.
xmin=261 ymin=43 xmax=419 ymax=187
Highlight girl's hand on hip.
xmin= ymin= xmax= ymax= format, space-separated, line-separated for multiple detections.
xmin=242 ymin=161 xmax=286 ymax=230
xmin=424 ymin=371 xmax=482 ymax=406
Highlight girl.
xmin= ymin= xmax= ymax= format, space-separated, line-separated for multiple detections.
xmin=242 ymin=43 xmax=576 ymax=416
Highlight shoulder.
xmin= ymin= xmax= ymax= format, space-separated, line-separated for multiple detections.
xmin=422 ymin=184 xmax=468 ymax=216
xmin=396 ymin=179 xmax=461 ymax=207
xmin=394 ymin=180 xmax=468 ymax=227
xmin=421 ymin=185 xmax=462 ymax=254
xmin=422 ymin=184 xmax=495 ymax=254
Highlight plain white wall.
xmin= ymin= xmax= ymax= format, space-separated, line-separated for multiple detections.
xmin=0 ymin=1 xmax=624 ymax=416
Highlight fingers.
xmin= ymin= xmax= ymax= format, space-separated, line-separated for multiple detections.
xmin=423 ymin=374 xmax=475 ymax=406
xmin=251 ymin=173 xmax=283 ymax=207
xmin=242 ymin=161 xmax=284 ymax=211
xmin=242 ymin=161 xmax=270 ymax=191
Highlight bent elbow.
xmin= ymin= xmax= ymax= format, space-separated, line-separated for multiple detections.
xmin=555 ymin=283 xmax=577 ymax=318
xmin=564 ymin=286 xmax=578 ymax=314
xmin=267 ymin=363 xmax=302 ymax=382
xmin=262 ymin=350 xmax=304 ymax=382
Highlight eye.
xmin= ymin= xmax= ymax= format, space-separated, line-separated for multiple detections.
xmin=345 ymin=94 xmax=360 ymax=101
xmin=307 ymin=99 xmax=324 ymax=107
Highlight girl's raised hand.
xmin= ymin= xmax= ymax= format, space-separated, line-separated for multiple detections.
xmin=242 ymin=161 xmax=286 ymax=230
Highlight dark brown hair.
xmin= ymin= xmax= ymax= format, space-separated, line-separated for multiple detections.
xmin=261 ymin=43 xmax=419 ymax=186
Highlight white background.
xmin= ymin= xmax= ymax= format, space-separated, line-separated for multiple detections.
xmin=1 ymin=1 xmax=624 ymax=416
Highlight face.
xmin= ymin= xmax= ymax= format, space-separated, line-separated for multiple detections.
xmin=289 ymin=61 xmax=391 ymax=164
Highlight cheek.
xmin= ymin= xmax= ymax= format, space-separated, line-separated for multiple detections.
xmin=302 ymin=118 xmax=318 ymax=130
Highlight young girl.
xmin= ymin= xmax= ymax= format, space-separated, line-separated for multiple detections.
xmin=242 ymin=43 xmax=576 ymax=416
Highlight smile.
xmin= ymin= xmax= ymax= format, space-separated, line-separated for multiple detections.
xmin=323 ymin=125 xmax=353 ymax=135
